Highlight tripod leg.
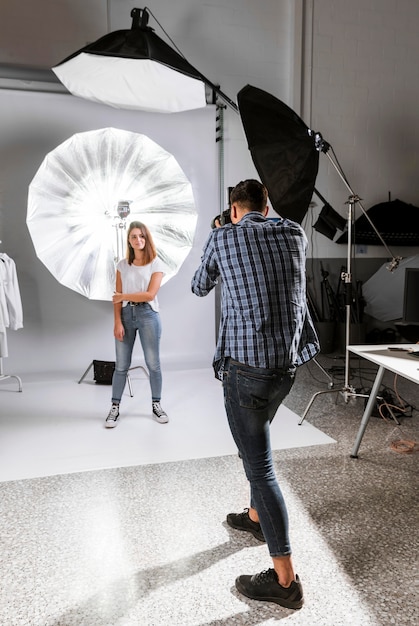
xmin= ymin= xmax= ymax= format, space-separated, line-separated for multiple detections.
xmin=312 ymin=358 xmax=334 ymax=387
xmin=78 ymin=362 xmax=93 ymax=384
xmin=127 ymin=374 xmax=133 ymax=397
xmin=129 ymin=365 xmax=149 ymax=378
xmin=298 ymin=388 xmax=339 ymax=425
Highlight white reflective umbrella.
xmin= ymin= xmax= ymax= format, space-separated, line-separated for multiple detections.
xmin=27 ymin=127 xmax=197 ymax=300
xmin=363 ymin=255 xmax=419 ymax=321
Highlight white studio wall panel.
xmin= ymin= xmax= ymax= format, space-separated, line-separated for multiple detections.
xmin=0 ymin=89 xmax=218 ymax=375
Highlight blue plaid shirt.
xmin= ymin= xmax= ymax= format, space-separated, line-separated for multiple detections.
xmin=191 ymin=212 xmax=319 ymax=378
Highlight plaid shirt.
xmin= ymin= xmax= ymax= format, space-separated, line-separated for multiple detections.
xmin=191 ymin=212 xmax=319 ymax=378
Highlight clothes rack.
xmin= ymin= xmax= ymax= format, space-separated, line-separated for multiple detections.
xmin=0 ymin=357 xmax=22 ymax=391
xmin=0 ymin=242 xmax=23 ymax=391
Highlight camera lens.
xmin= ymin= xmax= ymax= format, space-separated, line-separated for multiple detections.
xmin=211 ymin=208 xmax=231 ymax=229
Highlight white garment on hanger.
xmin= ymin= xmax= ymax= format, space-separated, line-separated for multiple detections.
xmin=0 ymin=253 xmax=24 ymax=358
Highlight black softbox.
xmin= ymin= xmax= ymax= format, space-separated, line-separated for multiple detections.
xmin=237 ymin=85 xmax=319 ymax=223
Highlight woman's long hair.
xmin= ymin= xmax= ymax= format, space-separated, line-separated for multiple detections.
xmin=126 ymin=221 xmax=157 ymax=266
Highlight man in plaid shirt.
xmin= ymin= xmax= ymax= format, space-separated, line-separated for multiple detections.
xmin=191 ymin=179 xmax=319 ymax=609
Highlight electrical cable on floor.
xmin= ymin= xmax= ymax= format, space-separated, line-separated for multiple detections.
xmin=389 ymin=438 xmax=419 ymax=454
xmin=378 ymin=374 xmax=415 ymax=420
xmin=382 ymin=374 xmax=418 ymax=454
xmin=392 ymin=373 xmax=418 ymax=413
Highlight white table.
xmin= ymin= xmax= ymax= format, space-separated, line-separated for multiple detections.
xmin=347 ymin=344 xmax=419 ymax=457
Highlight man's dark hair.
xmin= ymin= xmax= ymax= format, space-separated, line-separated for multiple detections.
xmin=230 ymin=179 xmax=268 ymax=213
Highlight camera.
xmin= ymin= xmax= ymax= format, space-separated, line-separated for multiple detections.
xmin=211 ymin=208 xmax=232 ymax=229
xmin=211 ymin=187 xmax=234 ymax=229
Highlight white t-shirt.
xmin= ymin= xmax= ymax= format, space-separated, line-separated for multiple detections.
xmin=116 ymin=257 xmax=166 ymax=312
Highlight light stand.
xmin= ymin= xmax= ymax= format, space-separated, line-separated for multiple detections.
xmin=112 ymin=200 xmax=131 ymax=263
xmin=298 ymin=136 xmax=402 ymax=425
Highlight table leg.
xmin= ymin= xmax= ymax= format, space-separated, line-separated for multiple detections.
xmin=350 ymin=365 xmax=385 ymax=458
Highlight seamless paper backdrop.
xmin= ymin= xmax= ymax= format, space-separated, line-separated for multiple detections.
xmin=0 ymin=89 xmax=217 ymax=374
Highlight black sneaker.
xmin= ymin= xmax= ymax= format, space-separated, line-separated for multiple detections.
xmin=235 ymin=568 xmax=303 ymax=609
xmin=226 ymin=508 xmax=265 ymax=542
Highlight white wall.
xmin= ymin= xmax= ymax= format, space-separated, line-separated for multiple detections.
xmin=303 ymin=0 xmax=419 ymax=261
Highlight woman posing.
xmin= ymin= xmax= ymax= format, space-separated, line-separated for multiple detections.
xmin=105 ymin=221 xmax=168 ymax=427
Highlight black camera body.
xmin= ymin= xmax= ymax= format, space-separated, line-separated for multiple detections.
xmin=211 ymin=208 xmax=232 ymax=229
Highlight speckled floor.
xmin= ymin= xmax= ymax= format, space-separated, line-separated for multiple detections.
xmin=0 ymin=354 xmax=418 ymax=625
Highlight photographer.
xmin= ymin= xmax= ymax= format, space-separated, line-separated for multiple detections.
xmin=191 ymin=179 xmax=319 ymax=609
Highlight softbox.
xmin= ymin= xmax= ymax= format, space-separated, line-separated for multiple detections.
xmin=237 ymin=85 xmax=319 ymax=223
xmin=314 ymin=203 xmax=347 ymax=240
xmin=52 ymin=9 xmax=207 ymax=113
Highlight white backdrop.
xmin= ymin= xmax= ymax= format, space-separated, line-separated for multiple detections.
xmin=0 ymin=89 xmax=218 ymax=376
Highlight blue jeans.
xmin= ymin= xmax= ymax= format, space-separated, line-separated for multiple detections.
xmin=112 ymin=303 xmax=162 ymax=403
xmin=222 ymin=358 xmax=296 ymax=557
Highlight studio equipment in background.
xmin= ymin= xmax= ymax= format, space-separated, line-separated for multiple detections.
xmin=363 ymin=260 xmax=419 ymax=344
xmin=312 ymin=189 xmax=347 ymax=240
xmin=336 ymin=197 xmax=419 ymax=246
xmin=237 ymin=85 xmax=320 ymax=224
xmin=49 ymin=5 xmax=405 ymax=405
xmin=51 ymin=7 xmax=328 ymax=227
xmin=363 ymin=255 xmax=419 ymax=323
xmin=52 ymin=7 xmax=237 ymax=114
xmin=27 ymin=127 xmax=197 ymax=300
xmin=234 ymin=83 xmax=403 ymax=423
xmin=298 ymin=176 xmax=403 ymax=423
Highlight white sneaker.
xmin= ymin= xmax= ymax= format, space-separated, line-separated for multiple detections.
xmin=105 ymin=404 xmax=120 ymax=428
xmin=152 ymin=401 xmax=169 ymax=424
